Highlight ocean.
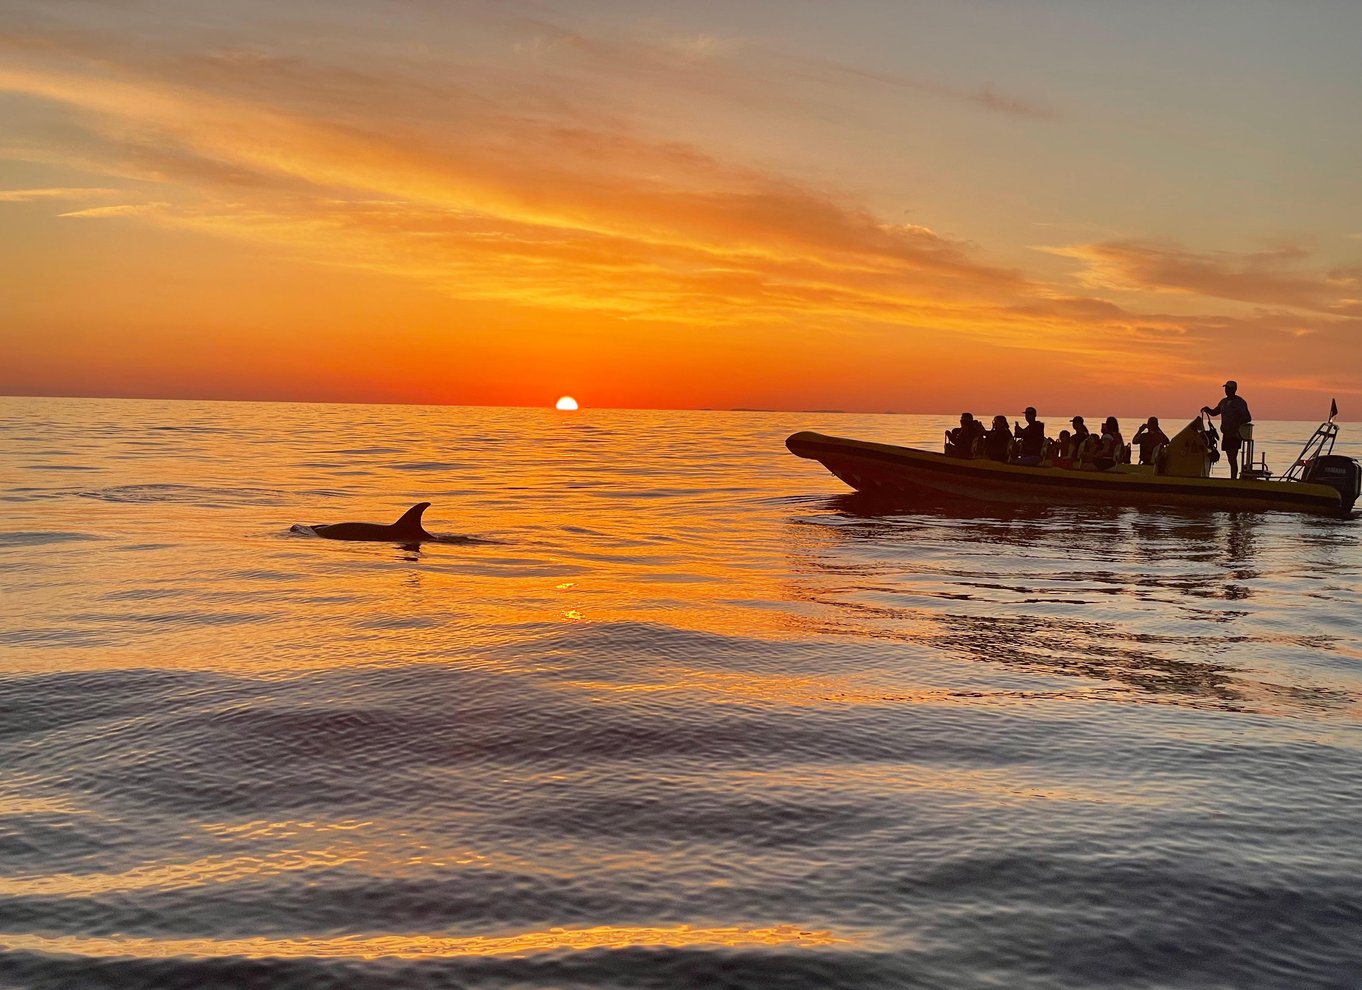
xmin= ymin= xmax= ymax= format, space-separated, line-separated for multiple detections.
xmin=1 ymin=397 xmax=1360 ymax=989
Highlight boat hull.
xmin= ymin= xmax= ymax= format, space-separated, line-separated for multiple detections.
xmin=787 ymin=431 xmax=1349 ymax=516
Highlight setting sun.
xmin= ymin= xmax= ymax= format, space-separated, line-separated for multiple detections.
xmin=555 ymin=396 xmax=579 ymax=411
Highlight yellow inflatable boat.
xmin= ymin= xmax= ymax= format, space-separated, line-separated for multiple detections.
xmin=787 ymin=415 xmax=1360 ymax=517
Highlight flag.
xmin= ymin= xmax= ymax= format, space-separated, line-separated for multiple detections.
xmin=1330 ymin=398 xmax=1338 ymax=422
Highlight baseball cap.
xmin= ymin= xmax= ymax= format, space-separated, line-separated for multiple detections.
xmin=1223 ymin=380 xmax=1238 ymax=389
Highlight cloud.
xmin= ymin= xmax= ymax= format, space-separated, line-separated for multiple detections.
xmin=1045 ymin=239 xmax=1362 ymax=315
xmin=493 ymin=15 xmax=1058 ymax=124
xmin=772 ymin=52 xmax=1059 ymax=120
xmin=0 ymin=185 xmax=119 ymax=201
xmin=58 ymin=201 xmax=169 ymax=218
xmin=0 ymin=28 xmax=1033 ymax=321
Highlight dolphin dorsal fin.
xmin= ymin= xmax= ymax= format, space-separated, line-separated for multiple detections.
xmin=393 ymin=502 xmax=431 ymax=534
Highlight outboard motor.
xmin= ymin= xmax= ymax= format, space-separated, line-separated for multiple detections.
xmin=1305 ymin=456 xmax=1362 ymax=514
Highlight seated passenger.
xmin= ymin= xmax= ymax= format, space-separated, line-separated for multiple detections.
xmin=1103 ymin=416 xmax=1124 ymax=466
xmin=1052 ymin=429 xmax=1075 ymax=468
xmin=1131 ymin=416 xmax=1169 ymax=465
xmin=1069 ymin=416 xmax=1091 ymax=452
xmin=945 ymin=412 xmax=985 ymax=458
xmin=1013 ymin=406 xmax=1046 ymax=466
xmin=1081 ymin=417 xmax=1123 ymax=471
xmin=983 ymin=415 xmax=1012 ymax=462
xmin=1075 ymin=434 xmax=1099 ymax=470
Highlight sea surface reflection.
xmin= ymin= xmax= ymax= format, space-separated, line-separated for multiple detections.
xmin=785 ymin=492 xmax=1357 ymax=715
xmin=1 ymin=398 xmax=1360 ymax=989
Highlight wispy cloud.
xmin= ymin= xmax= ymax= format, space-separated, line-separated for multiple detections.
xmin=771 ymin=52 xmax=1059 ymax=120
xmin=498 ymin=16 xmax=1058 ymax=122
xmin=0 ymin=29 xmax=1034 ymax=325
xmin=0 ymin=185 xmax=118 ymax=201
xmin=1044 ymin=239 xmax=1362 ymax=315
xmin=58 ymin=201 xmax=169 ymax=218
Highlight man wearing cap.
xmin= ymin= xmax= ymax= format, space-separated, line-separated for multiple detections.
xmin=1067 ymin=413 xmax=1089 ymax=446
xmin=1013 ymin=407 xmax=1046 ymax=465
xmin=1069 ymin=416 xmax=1091 ymax=459
xmin=1201 ymin=380 xmax=1252 ymax=479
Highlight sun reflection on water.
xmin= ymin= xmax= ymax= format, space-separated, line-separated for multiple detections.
xmin=0 ymin=925 xmax=851 ymax=961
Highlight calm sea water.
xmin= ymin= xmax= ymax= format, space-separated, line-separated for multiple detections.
xmin=2 ymin=397 xmax=1360 ymax=990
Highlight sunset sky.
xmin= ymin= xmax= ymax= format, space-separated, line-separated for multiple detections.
xmin=3 ymin=0 xmax=1359 ymax=417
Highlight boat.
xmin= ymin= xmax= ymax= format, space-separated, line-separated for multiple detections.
xmin=787 ymin=412 xmax=1361 ymax=517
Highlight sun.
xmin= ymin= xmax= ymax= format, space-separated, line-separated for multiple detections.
xmin=555 ymin=395 xmax=579 ymax=411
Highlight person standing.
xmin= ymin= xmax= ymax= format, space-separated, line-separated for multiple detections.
xmin=1013 ymin=406 xmax=1046 ymax=466
xmin=1202 ymin=380 xmax=1252 ymax=479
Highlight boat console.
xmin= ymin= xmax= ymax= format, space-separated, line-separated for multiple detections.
xmin=1154 ymin=418 xmax=1218 ymax=478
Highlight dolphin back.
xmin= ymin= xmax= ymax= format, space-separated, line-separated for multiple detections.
xmin=393 ymin=502 xmax=433 ymax=538
xmin=308 ymin=502 xmax=435 ymax=541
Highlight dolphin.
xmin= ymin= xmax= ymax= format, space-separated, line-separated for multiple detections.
xmin=298 ymin=502 xmax=435 ymax=542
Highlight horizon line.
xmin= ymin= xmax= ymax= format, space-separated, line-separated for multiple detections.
xmin=0 ymin=392 xmax=1347 ymax=424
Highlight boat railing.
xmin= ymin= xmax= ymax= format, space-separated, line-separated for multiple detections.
xmin=1284 ymin=420 xmax=1340 ymax=482
xmin=1280 ymin=401 xmax=1341 ymax=482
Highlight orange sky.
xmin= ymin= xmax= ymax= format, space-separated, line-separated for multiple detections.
xmin=2 ymin=1 xmax=1360 ymax=417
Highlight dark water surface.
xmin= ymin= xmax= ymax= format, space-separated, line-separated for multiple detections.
xmin=2 ymin=397 xmax=1360 ymax=989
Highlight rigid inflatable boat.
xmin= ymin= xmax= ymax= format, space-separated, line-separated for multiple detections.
xmin=787 ymin=413 xmax=1360 ymax=517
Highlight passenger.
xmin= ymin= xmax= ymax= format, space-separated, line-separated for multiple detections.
xmin=945 ymin=412 xmax=985 ymax=459
xmin=1013 ymin=406 xmax=1046 ymax=466
xmin=983 ymin=415 xmax=1012 ymax=462
xmin=1076 ymin=436 xmax=1098 ymax=470
xmin=1074 ymin=421 xmax=1116 ymax=471
xmin=1052 ymin=429 xmax=1075 ymax=468
xmin=1095 ymin=416 xmax=1123 ymax=470
xmin=1201 ymin=380 xmax=1252 ymax=479
xmin=1069 ymin=416 xmax=1091 ymax=452
xmin=1131 ymin=416 xmax=1169 ymax=465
